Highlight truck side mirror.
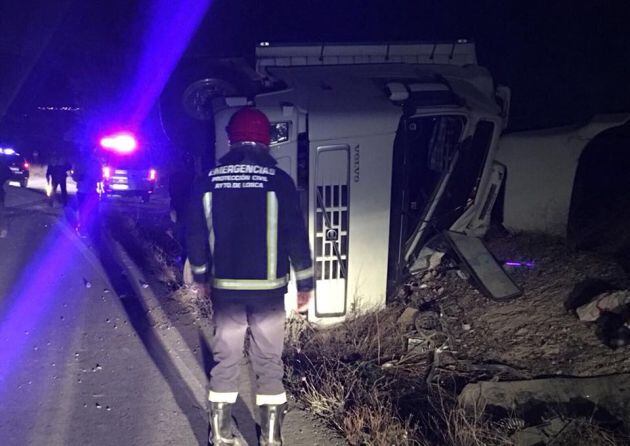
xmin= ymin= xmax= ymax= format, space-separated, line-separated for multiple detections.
xmin=495 ymin=85 xmax=511 ymax=129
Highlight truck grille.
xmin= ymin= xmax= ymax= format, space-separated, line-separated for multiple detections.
xmin=315 ymin=185 xmax=349 ymax=280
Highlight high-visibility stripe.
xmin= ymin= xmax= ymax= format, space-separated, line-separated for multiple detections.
xmin=209 ymin=390 xmax=238 ymax=403
xmin=294 ymin=266 xmax=314 ymax=281
xmin=267 ymin=191 xmax=278 ymax=280
xmin=256 ymin=392 xmax=287 ymax=406
xmin=191 ymin=264 xmax=208 ymax=274
xmin=213 ymin=276 xmax=289 ymax=290
xmin=202 ymin=192 xmax=215 ymax=273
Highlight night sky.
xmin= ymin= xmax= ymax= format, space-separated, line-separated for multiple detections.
xmin=1 ymin=0 xmax=629 ymax=147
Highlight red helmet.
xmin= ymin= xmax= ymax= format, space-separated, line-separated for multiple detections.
xmin=226 ymin=107 xmax=271 ymax=147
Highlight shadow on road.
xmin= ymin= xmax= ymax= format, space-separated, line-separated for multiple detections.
xmin=94 ymin=228 xmax=212 ymax=446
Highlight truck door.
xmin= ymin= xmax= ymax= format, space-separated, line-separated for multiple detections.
xmin=388 ymin=117 xmax=497 ymax=289
xmin=387 ymin=115 xmax=464 ymax=291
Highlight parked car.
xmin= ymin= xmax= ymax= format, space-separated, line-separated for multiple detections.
xmin=0 ymin=147 xmax=30 ymax=187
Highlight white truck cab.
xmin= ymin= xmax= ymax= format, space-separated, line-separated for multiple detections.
xmin=193 ymin=42 xmax=514 ymax=323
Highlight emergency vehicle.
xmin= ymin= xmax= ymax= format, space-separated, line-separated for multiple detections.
xmin=98 ymin=132 xmax=157 ymax=202
xmin=175 ymin=41 xmax=519 ymax=323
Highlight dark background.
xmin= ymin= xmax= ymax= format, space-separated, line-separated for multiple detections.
xmin=1 ymin=0 xmax=629 ymax=156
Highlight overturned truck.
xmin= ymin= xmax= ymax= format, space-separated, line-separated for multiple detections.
xmin=170 ymin=42 xmax=521 ymax=323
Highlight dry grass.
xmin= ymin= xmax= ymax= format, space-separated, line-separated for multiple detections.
xmin=284 ymin=307 xmax=630 ymax=446
xmin=422 ymin=387 xmax=514 ymax=446
xmin=551 ymin=418 xmax=624 ymax=446
xmin=283 ymin=307 xmax=517 ymax=445
xmin=284 ymin=307 xmax=418 ymax=445
xmin=105 ymin=211 xmax=217 ymax=320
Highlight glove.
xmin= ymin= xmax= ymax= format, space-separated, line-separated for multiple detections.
xmin=297 ymin=291 xmax=312 ymax=313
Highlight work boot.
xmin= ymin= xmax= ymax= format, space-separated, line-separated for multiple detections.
xmin=259 ymin=403 xmax=288 ymax=446
xmin=209 ymin=402 xmax=240 ymax=445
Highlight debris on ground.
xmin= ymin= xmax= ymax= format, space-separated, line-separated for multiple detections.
xmin=564 ymin=278 xmax=618 ymax=313
xmin=397 ymin=307 xmax=420 ymax=330
xmin=407 ymin=233 xmax=630 ymax=378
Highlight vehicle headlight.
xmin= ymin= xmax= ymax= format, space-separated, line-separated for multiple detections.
xmin=270 ymin=122 xmax=290 ymax=146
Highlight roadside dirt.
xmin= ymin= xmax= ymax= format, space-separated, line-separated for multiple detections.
xmin=119 ymin=199 xmax=630 ymax=444
xmin=406 ymin=232 xmax=630 ymax=380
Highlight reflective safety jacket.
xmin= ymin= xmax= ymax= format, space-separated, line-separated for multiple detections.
xmin=186 ymin=148 xmax=314 ymax=299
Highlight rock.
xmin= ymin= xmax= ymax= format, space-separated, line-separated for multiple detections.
xmin=540 ymin=417 xmax=568 ymax=437
xmin=510 ymin=427 xmax=547 ymax=446
xmin=510 ymin=417 xmax=571 ymax=446
xmin=565 ymin=278 xmax=616 ymax=313
xmin=397 ymin=307 xmax=420 ymax=330
xmin=458 ymin=373 xmax=630 ymax=426
xmin=576 ymin=290 xmax=630 ymax=322
xmin=516 ymin=327 xmax=528 ymax=336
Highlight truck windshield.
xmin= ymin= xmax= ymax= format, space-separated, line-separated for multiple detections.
xmin=396 ymin=115 xmax=466 ymax=242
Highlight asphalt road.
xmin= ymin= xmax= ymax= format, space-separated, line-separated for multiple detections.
xmin=0 ymin=181 xmax=342 ymax=446
xmin=0 ymin=185 xmax=210 ymax=445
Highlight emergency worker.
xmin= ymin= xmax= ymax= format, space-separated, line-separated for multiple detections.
xmin=46 ymin=153 xmax=72 ymax=206
xmin=187 ymin=107 xmax=313 ymax=446
xmin=0 ymin=153 xmax=10 ymax=209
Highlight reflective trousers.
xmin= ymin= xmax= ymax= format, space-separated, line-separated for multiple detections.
xmin=209 ymin=295 xmax=287 ymax=406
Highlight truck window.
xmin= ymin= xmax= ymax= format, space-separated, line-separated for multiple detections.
xmin=427 ymin=116 xmax=464 ymax=172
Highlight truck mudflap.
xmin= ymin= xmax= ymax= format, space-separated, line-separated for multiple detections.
xmin=443 ymin=231 xmax=522 ymax=301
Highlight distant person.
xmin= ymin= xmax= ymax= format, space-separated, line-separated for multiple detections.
xmin=0 ymin=154 xmax=10 ymax=207
xmin=187 ymin=107 xmax=313 ymax=445
xmin=46 ymin=154 xmax=72 ymax=206
xmin=0 ymin=155 xmax=11 ymax=237
xmin=72 ymin=147 xmax=101 ymax=238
